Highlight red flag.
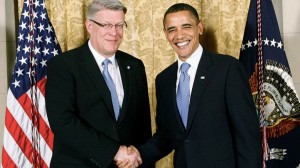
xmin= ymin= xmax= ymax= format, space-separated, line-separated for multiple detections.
xmin=1 ymin=0 xmax=61 ymax=167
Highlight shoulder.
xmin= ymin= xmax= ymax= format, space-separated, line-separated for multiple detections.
xmin=116 ymin=50 xmax=144 ymax=67
xmin=156 ymin=62 xmax=177 ymax=81
xmin=48 ymin=43 xmax=88 ymax=65
xmin=203 ymin=50 xmax=243 ymax=69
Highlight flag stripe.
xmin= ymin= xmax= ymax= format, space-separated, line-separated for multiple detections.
xmin=2 ymin=1 xmax=61 ymax=167
xmin=1 ymin=147 xmax=18 ymax=168
xmin=5 ymin=107 xmax=34 ymax=165
xmin=3 ymin=126 xmax=32 ymax=167
xmin=5 ymin=104 xmax=50 ymax=168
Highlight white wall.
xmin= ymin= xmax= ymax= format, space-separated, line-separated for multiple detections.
xmin=282 ymin=0 xmax=300 ymax=94
xmin=0 ymin=0 xmax=16 ymax=163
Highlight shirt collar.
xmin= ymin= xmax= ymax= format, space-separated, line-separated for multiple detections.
xmin=88 ymin=40 xmax=117 ymax=67
xmin=177 ymin=44 xmax=203 ymax=71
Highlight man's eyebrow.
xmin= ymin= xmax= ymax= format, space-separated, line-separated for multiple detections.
xmin=166 ymin=26 xmax=176 ymax=31
xmin=182 ymin=23 xmax=192 ymax=27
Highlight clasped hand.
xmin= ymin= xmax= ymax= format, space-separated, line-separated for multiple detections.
xmin=114 ymin=145 xmax=142 ymax=168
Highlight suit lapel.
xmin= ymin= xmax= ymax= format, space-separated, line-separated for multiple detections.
xmin=78 ymin=42 xmax=116 ymax=119
xmin=186 ymin=50 xmax=212 ymax=132
xmin=115 ymin=52 xmax=132 ymax=122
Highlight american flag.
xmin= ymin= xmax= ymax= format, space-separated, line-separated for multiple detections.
xmin=1 ymin=0 xmax=61 ymax=167
xmin=239 ymin=0 xmax=300 ymax=167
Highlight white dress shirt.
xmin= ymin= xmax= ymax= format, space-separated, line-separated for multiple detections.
xmin=176 ymin=44 xmax=203 ymax=97
xmin=88 ymin=40 xmax=124 ymax=107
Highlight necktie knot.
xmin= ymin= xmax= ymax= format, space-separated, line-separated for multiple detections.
xmin=180 ymin=63 xmax=190 ymax=74
xmin=103 ymin=59 xmax=111 ymax=68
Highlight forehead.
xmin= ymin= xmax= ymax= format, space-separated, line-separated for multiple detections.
xmin=164 ymin=11 xmax=197 ymax=26
xmin=94 ymin=9 xmax=125 ymax=22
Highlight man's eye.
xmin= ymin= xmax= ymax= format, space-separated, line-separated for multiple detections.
xmin=104 ymin=24 xmax=113 ymax=28
xmin=168 ymin=29 xmax=175 ymax=33
xmin=183 ymin=26 xmax=192 ymax=29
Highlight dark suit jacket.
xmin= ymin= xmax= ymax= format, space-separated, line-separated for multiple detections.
xmin=139 ymin=49 xmax=262 ymax=168
xmin=45 ymin=41 xmax=152 ymax=168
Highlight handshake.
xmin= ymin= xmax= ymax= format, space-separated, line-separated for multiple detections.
xmin=114 ymin=145 xmax=142 ymax=168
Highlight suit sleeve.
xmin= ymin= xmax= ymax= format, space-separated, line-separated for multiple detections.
xmin=45 ymin=57 xmax=119 ymax=167
xmin=139 ymin=75 xmax=174 ymax=168
xmin=225 ymin=60 xmax=262 ymax=168
xmin=133 ymin=60 xmax=153 ymax=146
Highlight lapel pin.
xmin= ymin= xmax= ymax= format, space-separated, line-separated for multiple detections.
xmin=201 ymin=76 xmax=205 ymax=79
xmin=127 ymin=66 xmax=130 ymax=69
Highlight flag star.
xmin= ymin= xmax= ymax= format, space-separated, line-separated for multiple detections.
xmin=40 ymin=59 xmax=47 ymax=67
xmin=246 ymin=40 xmax=252 ymax=48
xmin=19 ymin=56 xmax=27 ymax=65
xmin=15 ymin=68 xmax=24 ymax=77
xmin=253 ymin=38 xmax=258 ymax=46
xmin=18 ymin=33 xmax=24 ymax=41
xmin=270 ymin=39 xmax=276 ymax=47
xmin=45 ymin=36 xmax=52 ymax=44
xmin=46 ymin=25 xmax=53 ymax=33
xmin=40 ymin=12 xmax=46 ymax=20
xmin=33 ymin=46 xmax=41 ymax=55
xmin=21 ymin=10 xmax=29 ymax=19
xmin=263 ymin=37 xmax=270 ymax=45
xmin=31 ymin=58 xmax=38 ymax=66
xmin=277 ymin=41 xmax=283 ymax=49
xmin=19 ymin=21 xmax=27 ymax=30
xmin=54 ymin=38 xmax=59 ymax=45
xmin=22 ymin=45 xmax=31 ymax=54
xmin=38 ymin=23 xmax=45 ymax=32
xmin=42 ymin=47 xmax=50 ymax=55
xmin=24 ymin=0 xmax=30 ymax=7
xmin=241 ymin=44 xmax=245 ymax=51
xmin=26 ymin=71 xmax=31 ymax=78
xmin=29 ymin=22 xmax=35 ymax=31
xmin=51 ymin=48 xmax=59 ymax=56
xmin=36 ymin=35 xmax=43 ymax=43
xmin=33 ymin=0 xmax=40 ymax=7
xmin=32 ymin=10 xmax=38 ymax=20
xmin=17 ymin=45 xmax=21 ymax=53
xmin=41 ymin=1 xmax=46 ymax=9
xmin=25 ymin=34 xmax=34 ymax=43
xmin=12 ymin=79 xmax=21 ymax=88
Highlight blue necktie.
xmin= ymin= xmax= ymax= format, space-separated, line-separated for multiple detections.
xmin=176 ymin=63 xmax=191 ymax=128
xmin=102 ymin=59 xmax=120 ymax=120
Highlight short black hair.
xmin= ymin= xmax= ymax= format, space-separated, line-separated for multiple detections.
xmin=163 ymin=3 xmax=200 ymax=28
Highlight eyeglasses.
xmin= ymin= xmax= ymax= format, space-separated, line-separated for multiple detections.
xmin=90 ymin=20 xmax=127 ymax=31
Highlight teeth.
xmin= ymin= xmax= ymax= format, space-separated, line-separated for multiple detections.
xmin=177 ymin=41 xmax=189 ymax=47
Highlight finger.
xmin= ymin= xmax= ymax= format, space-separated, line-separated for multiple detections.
xmin=134 ymin=160 xmax=139 ymax=167
xmin=118 ymin=159 xmax=129 ymax=168
xmin=115 ymin=160 xmax=122 ymax=166
xmin=127 ymin=146 xmax=133 ymax=155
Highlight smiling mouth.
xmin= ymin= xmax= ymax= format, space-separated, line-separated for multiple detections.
xmin=176 ymin=41 xmax=190 ymax=47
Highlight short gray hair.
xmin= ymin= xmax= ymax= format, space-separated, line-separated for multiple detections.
xmin=87 ymin=0 xmax=127 ymax=19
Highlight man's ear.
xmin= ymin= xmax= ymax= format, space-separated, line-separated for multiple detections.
xmin=85 ymin=20 xmax=93 ymax=34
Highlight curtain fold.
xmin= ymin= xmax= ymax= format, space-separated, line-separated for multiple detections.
xmin=18 ymin=0 xmax=250 ymax=167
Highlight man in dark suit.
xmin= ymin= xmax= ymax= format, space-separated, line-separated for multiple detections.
xmin=137 ymin=3 xmax=262 ymax=168
xmin=45 ymin=0 xmax=152 ymax=167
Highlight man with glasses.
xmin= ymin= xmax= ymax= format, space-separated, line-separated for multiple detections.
xmin=45 ymin=0 xmax=152 ymax=167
